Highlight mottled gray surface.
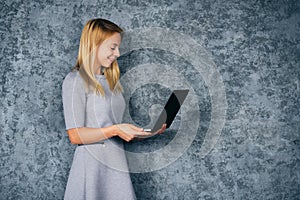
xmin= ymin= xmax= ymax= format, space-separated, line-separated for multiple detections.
xmin=1 ymin=0 xmax=299 ymax=199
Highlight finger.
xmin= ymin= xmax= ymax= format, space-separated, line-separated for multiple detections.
xmin=157 ymin=124 xmax=166 ymax=134
xmin=141 ymin=131 xmax=154 ymax=135
xmin=118 ymin=131 xmax=133 ymax=142
xmin=119 ymin=133 xmax=130 ymax=141
xmin=128 ymin=124 xmax=143 ymax=132
xmin=127 ymin=135 xmax=134 ymax=142
xmin=132 ymin=131 xmax=152 ymax=136
xmin=132 ymin=132 xmax=153 ymax=139
xmin=125 ymin=135 xmax=134 ymax=142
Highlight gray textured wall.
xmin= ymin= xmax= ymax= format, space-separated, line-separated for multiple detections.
xmin=1 ymin=0 xmax=299 ymax=199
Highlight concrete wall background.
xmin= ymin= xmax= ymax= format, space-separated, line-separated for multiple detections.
xmin=1 ymin=0 xmax=299 ymax=199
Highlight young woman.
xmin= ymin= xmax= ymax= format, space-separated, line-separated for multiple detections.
xmin=62 ymin=18 xmax=166 ymax=200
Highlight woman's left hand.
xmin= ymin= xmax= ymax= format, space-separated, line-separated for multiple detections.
xmin=153 ymin=123 xmax=167 ymax=135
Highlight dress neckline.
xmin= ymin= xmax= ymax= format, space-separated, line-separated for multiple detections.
xmin=95 ymin=74 xmax=106 ymax=80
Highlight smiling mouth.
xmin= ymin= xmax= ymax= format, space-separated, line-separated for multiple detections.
xmin=108 ymin=58 xmax=115 ymax=63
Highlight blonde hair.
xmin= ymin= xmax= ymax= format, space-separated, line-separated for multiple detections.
xmin=73 ymin=18 xmax=123 ymax=96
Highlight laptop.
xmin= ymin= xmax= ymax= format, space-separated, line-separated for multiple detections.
xmin=138 ymin=89 xmax=189 ymax=137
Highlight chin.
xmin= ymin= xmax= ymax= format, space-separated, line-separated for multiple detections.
xmin=102 ymin=64 xmax=111 ymax=68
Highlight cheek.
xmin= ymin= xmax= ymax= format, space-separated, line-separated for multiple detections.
xmin=96 ymin=47 xmax=112 ymax=66
xmin=96 ymin=49 xmax=105 ymax=63
xmin=98 ymin=47 xmax=111 ymax=58
xmin=96 ymin=51 xmax=102 ymax=63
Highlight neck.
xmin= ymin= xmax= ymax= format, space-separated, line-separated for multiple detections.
xmin=95 ymin=66 xmax=104 ymax=75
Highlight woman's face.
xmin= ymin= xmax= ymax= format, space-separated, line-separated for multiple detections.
xmin=95 ymin=32 xmax=121 ymax=70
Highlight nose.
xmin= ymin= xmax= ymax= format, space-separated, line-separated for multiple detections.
xmin=114 ymin=48 xmax=120 ymax=58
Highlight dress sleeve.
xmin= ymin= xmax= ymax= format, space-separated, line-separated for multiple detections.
xmin=62 ymin=72 xmax=86 ymax=130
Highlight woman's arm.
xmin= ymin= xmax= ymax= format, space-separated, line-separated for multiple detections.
xmin=67 ymin=124 xmax=150 ymax=144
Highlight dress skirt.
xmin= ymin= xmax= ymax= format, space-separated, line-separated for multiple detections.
xmin=64 ymin=139 xmax=136 ymax=200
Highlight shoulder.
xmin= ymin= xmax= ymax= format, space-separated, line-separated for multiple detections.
xmin=62 ymin=70 xmax=85 ymax=90
xmin=62 ymin=71 xmax=85 ymax=92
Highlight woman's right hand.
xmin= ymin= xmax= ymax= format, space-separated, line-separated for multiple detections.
xmin=113 ymin=124 xmax=152 ymax=142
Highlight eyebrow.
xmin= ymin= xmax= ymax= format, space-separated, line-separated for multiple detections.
xmin=112 ymin=43 xmax=119 ymax=47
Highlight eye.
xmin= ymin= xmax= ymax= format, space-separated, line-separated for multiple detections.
xmin=111 ymin=47 xmax=116 ymax=50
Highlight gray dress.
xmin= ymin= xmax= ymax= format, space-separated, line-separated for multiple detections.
xmin=62 ymin=71 xmax=136 ymax=200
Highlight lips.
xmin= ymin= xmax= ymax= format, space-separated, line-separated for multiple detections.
xmin=108 ymin=58 xmax=115 ymax=63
